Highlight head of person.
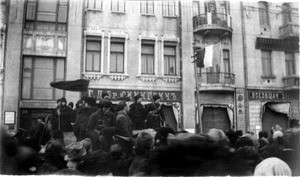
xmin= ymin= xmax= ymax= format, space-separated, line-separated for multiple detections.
xmin=68 ymin=102 xmax=74 ymax=109
xmin=57 ymin=98 xmax=62 ymax=106
xmin=289 ymin=119 xmax=299 ymax=128
xmin=65 ymin=142 xmax=87 ymax=169
xmin=134 ymin=94 xmax=142 ymax=103
xmin=117 ymin=101 xmax=128 ymax=113
xmin=134 ymin=129 xmax=155 ymax=156
xmin=271 ymin=124 xmax=282 ymax=134
xmin=154 ymin=127 xmax=175 ymax=147
xmin=60 ymin=97 xmax=67 ymax=106
xmin=102 ymin=100 xmax=112 ymax=111
xmin=102 ymin=92 xmax=110 ymax=99
xmin=153 ymin=95 xmax=161 ymax=104
xmin=254 ymin=157 xmax=291 ymax=176
xmin=84 ymin=97 xmax=96 ymax=108
xmin=258 ymin=130 xmax=268 ymax=139
xmin=76 ymin=100 xmax=83 ymax=108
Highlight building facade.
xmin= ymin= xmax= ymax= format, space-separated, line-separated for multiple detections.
xmin=1 ymin=0 xmax=299 ymax=135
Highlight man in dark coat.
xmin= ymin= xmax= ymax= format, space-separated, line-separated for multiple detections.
xmin=144 ymin=95 xmax=165 ymax=130
xmin=115 ymin=101 xmax=133 ymax=157
xmin=86 ymin=99 xmax=117 ymax=152
xmin=73 ymin=97 xmax=98 ymax=142
xmin=129 ymin=94 xmax=145 ymax=130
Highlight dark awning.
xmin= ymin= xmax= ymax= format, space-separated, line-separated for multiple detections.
xmin=50 ymin=79 xmax=90 ymax=92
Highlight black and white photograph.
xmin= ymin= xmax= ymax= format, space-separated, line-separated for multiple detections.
xmin=0 ymin=0 xmax=299 ymax=176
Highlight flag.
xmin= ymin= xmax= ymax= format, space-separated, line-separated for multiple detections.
xmin=194 ymin=43 xmax=221 ymax=68
xmin=50 ymin=79 xmax=90 ymax=92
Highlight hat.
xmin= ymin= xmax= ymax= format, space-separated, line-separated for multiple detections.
xmin=68 ymin=102 xmax=74 ymax=107
xmin=60 ymin=97 xmax=67 ymax=103
xmin=272 ymin=131 xmax=283 ymax=140
xmin=272 ymin=124 xmax=282 ymax=132
xmin=57 ymin=98 xmax=61 ymax=104
xmin=134 ymin=94 xmax=142 ymax=101
xmin=102 ymin=92 xmax=109 ymax=98
xmin=152 ymin=94 xmax=161 ymax=102
xmin=85 ymin=97 xmax=96 ymax=107
xmin=67 ymin=142 xmax=86 ymax=162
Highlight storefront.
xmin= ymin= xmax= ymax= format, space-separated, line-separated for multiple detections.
xmin=248 ymin=89 xmax=299 ymax=136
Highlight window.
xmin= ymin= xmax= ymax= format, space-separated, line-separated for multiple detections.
xmin=86 ymin=40 xmax=101 ymax=72
xmin=162 ymin=1 xmax=176 ymax=16
xmin=141 ymin=0 xmax=154 ymax=14
xmin=111 ymin=0 xmax=125 ymax=12
xmin=141 ymin=44 xmax=154 ymax=75
xmin=261 ymin=50 xmax=273 ymax=77
xmin=193 ymin=1 xmax=200 ymax=16
xmin=22 ymin=57 xmax=65 ymax=100
xmin=285 ymin=52 xmax=295 ymax=76
xmin=258 ymin=2 xmax=269 ymax=26
xmin=223 ymin=50 xmax=230 ymax=74
xmin=25 ymin=0 xmax=68 ymax=31
xmin=87 ymin=0 xmax=103 ymax=10
xmin=164 ymin=46 xmax=176 ymax=75
xmin=282 ymin=3 xmax=292 ymax=24
xmin=110 ymin=41 xmax=124 ymax=73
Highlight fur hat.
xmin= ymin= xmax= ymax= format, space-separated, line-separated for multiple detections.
xmin=152 ymin=94 xmax=161 ymax=102
xmin=134 ymin=94 xmax=142 ymax=101
xmin=60 ymin=97 xmax=67 ymax=103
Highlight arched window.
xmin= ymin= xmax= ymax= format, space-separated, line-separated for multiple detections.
xmin=282 ymin=3 xmax=292 ymax=24
xmin=258 ymin=2 xmax=269 ymax=26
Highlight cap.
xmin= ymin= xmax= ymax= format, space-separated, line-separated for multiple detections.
xmin=60 ymin=97 xmax=67 ymax=103
xmin=152 ymin=94 xmax=161 ymax=102
xmin=134 ymin=94 xmax=142 ymax=101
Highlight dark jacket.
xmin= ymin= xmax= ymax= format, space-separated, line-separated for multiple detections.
xmin=53 ymin=106 xmax=74 ymax=132
xmin=86 ymin=109 xmax=117 ymax=151
xmin=73 ymin=107 xmax=98 ymax=141
xmin=116 ymin=110 xmax=133 ymax=138
xmin=129 ymin=102 xmax=145 ymax=130
xmin=144 ymin=103 xmax=165 ymax=129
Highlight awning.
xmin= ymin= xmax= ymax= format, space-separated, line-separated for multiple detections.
xmin=261 ymin=102 xmax=291 ymax=118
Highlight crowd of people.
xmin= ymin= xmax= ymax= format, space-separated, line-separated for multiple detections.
xmin=0 ymin=93 xmax=300 ymax=176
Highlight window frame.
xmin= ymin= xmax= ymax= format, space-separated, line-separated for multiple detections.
xmin=140 ymin=0 xmax=154 ymax=15
xmin=111 ymin=0 xmax=126 ymax=13
xmin=261 ymin=50 xmax=273 ymax=78
xmin=162 ymin=1 xmax=176 ymax=17
xmin=85 ymin=39 xmax=102 ymax=72
xmin=141 ymin=43 xmax=155 ymax=75
xmin=25 ymin=0 xmax=68 ymax=31
xmin=21 ymin=56 xmax=65 ymax=100
xmin=282 ymin=3 xmax=292 ymax=25
xmin=258 ymin=1 xmax=269 ymax=26
xmin=86 ymin=0 xmax=103 ymax=10
xmin=193 ymin=1 xmax=200 ymax=16
xmin=285 ymin=52 xmax=295 ymax=76
xmin=164 ymin=45 xmax=176 ymax=76
xmin=110 ymin=40 xmax=125 ymax=73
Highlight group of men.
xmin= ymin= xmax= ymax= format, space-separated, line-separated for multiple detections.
xmin=50 ymin=92 xmax=166 ymax=155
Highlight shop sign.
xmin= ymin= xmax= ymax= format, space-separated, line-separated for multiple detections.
xmin=88 ymin=89 xmax=181 ymax=102
xmin=4 ymin=111 xmax=16 ymax=125
xmin=255 ymin=37 xmax=299 ymax=51
xmin=248 ymin=90 xmax=298 ymax=100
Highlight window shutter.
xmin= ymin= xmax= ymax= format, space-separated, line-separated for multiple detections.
xmin=58 ymin=5 xmax=68 ymax=23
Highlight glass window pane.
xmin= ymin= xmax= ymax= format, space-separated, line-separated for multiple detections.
xmin=111 ymin=43 xmax=124 ymax=52
xmin=56 ymin=59 xmax=64 ymax=79
xmin=193 ymin=1 xmax=199 ymax=16
xmin=33 ymin=88 xmax=53 ymax=100
xmin=142 ymin=45 xmax=154 ymax=54
xmin=117 ymin=54 xmax=124 ymax=72
xmin=55 ymin=89 xmax=64 ymax=99
xmin=164 ymin=46 xmax=175 ymax=55
xmin=169 ymin=1 xmax=175 ymax=16
xmin=110 ymin=54 xmax=117 ymax=72
xmin=35 ymin=58 xmax=53 ymax=69
xmin=23 ymin=57 xmax=32 ymax=78
xmin=38 ymin=0 xmax=57 ymax=12
xmin=93 ymin=53 xmax=101 ymax=71
xmin=148 ymin=1 xmax=154 ymax=14
xmin=34 ymin=68 xmax=53 ymax=88
xmin=118 ymin=0 xmax=125 ymax=12
xmin=111 ymin=0 xmax=117 ymax=11
xmin=86 ymin=52 xmax=93 ymax=71
xmin=96 ymin=0 xmax=102 ymax=9
xmin=141 ymin=1 xmax=146 ymax=13
xmin=162 ymin=1 xmax=168 ymax=15
xmin=87 ymin=41 xmax=101 ymax=50
xmin=58 ymin=6 xmax=68 ymax=23
xmin=141 ymin=55 xmax=147 ymax=73
xmin=22 ymin=78 xmax=31 ymax=99
xmin=26 ymin=1 xmax=36 ymax=20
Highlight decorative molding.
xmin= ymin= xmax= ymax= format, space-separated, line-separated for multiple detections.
xmin=107 ymin=74 xmax=129 ymax=81
xmin=83 ymin=73 xmax=105 ymax=80
xmin=137 ymin=75 xmax=158 ymax=82
xmin=160 ymin=76 xmax=181 ymax=83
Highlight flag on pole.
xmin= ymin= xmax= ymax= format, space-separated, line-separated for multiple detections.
xmin=194 ymin=43 xmax=221 ymax=68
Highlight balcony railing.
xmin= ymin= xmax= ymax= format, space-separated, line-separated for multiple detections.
xmin=279 ymin=23 xmax=299 ymax=39
xmin=282 ymin=75 xmax=299 ymax=89
xmin=198 ymin=72 xmax=235 ymax=85
xmin=193 ymin=13 xmax=232 ymax=35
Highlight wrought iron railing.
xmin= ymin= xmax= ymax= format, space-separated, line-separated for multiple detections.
xmin=279 ymin=23 xmax=299 ymax=38
xmin=193 ymin=13 xmax=232 ymax=28
xmin=198 ymin=72 xmax=235 ymax=85
xmin=282 ymin=75 xmax=299 ymax=87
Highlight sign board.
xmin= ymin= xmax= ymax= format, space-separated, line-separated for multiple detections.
xmin=255 ymin=37 xmax=299 ymax=51
xmin=4 ymin=111 xmax=16 ymax=125
xmin=248 ymin=90 xmax=298 ymax=100
xmin=88 ymin=89 xmax=181 ymax=102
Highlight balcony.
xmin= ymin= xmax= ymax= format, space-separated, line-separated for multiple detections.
xmin=197 ymin=72 xmax=235 ymax=92
xmin=193 ymin=13 xmax=232 ymax=36
xmin=279 ymin=23 xmax=299 ymax=39
xmin=282 ymin=75 xmax=299 ymax=90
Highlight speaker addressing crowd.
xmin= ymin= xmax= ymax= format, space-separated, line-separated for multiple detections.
xmin=1 ymin=94 xmax=299 ymax=176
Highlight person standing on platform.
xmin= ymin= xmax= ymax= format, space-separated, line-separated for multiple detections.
xmin=129 ymin=94 xmax=145 ymax=130
xmin=145 ymin=95 xmax=165 ymax=130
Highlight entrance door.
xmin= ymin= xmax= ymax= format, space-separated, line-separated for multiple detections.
xmin=262 ymin=106 xmax=289 ymax=137
xmin=201 ymin=107 xmax=230 ymax=133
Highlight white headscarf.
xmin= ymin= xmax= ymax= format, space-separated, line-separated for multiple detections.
xmin=254 ymin=157 xmax=292 ymax=176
